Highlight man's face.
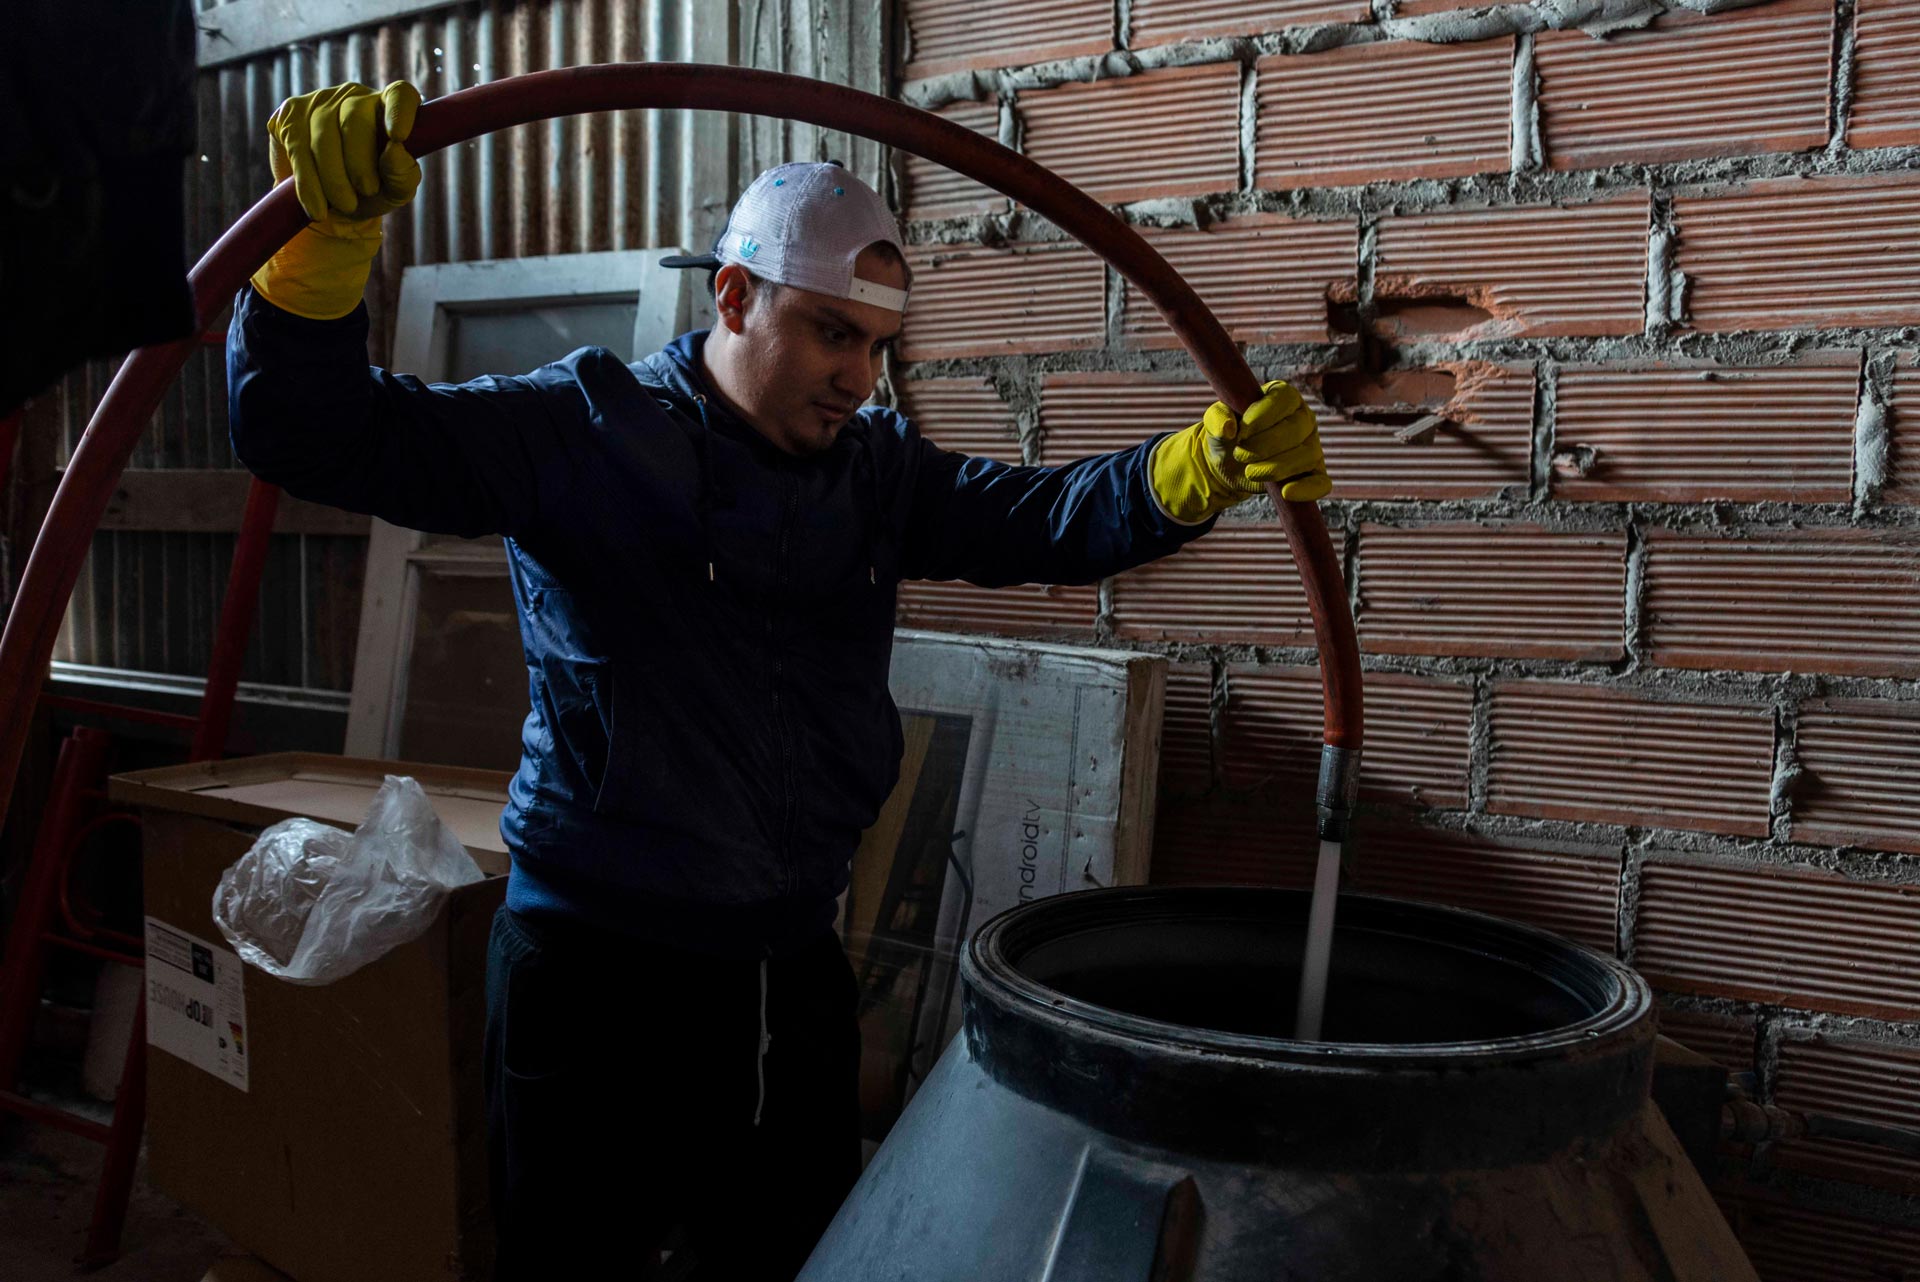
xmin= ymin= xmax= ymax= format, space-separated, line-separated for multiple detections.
xmin=712 ymin=245 xmax=908 ymax=455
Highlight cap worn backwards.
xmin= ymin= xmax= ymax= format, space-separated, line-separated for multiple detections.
xmin=662 ymin=162 xmax=910 ymax=313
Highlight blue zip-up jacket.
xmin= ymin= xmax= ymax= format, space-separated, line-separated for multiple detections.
xmin=227 ymin=285 xmax=1214 ymax=956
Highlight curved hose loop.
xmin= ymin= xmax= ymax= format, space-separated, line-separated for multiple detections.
xmin=0 ymin=63 xmax=1362 ymax=836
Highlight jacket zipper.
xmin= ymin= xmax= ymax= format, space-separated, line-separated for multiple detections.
xmin=771 ymin=470 xmax=800 ymax=895
xmin=695 ymin=386 xmax=800 ymax=898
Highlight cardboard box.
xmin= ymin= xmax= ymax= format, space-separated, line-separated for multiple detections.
xmin=841 ymin=634 xmax=1165 ymax=1141
xmin=112 ymin=754 xmax=512 ymax=1282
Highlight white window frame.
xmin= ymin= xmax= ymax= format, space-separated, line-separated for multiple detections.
xmin=343 ymin=248 xmax=690 ymax=761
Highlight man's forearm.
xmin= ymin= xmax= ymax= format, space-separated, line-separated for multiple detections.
xmin=226 ymin=284 xmax=555 ymax=541
xmin=906 ymin=433 xmax=1212 ymax=588
xmin=227 ymin=284 xmax=387 ymax=514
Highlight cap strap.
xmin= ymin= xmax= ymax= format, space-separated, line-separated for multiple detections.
xmin=847 ymin=276 xmax=909 ymax=313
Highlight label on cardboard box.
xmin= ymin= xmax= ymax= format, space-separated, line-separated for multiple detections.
xmin=144 ymin=917 xmax=249 ymax=1092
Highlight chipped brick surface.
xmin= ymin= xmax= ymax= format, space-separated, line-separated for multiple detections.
xmin=1307 ymin=363 xmax=1535 ymax=500
xmin=1017 ymin=63 xmax=1243 ymax=206
xmin=1352 ymin=826 xmax=1622 ymax=953
xmin=1487 ymin=683 xmax=1775 ymax=836
xmin=1039 ymin=367 xmax=1532 ymax=499
xmin=899 ymin=242 xmax=1105 ymax=361
xmin=1534 ymin=0 xmax=1834 ymax=171
xmin=901 ymin=0 xmax=1111 ymax=81
xmin=1356 ymin=523 xmax=1627 ymax=660
xmin=1111 ymin=521 xmax=1341 ymax=646
xmin=1129 ymin=0 xmax=1369 ymax=48
xmin=900 ymin=101 xmax=1006 ymax=220
xmin=1791 ymin=698 xmax=1920 ymax=855
xmin=1551 ymin=357 xmax=1861 ymax=503
xmin=1643 ymin=528 xmax=1920 ymax=678
xmin=1121 ymin=215 xmax=1357 ymax=347
xmin=896 ymin=377 xmax=1022 ymax=461
xmin=1220 ymin=665 xmax=1473 ymax=809
xmin=1676 ymin=175 xmax=1920 ymax=332
xmin=1254 ymin=39 xmax=1515 ymax=190
xmin=1635 ymin=854 xmax=1920 ymax=1019
xmin=1773 ymin=1032 xmax=1920 ymax=1193
xmin=1850 ymin=0 xmax=1920 ymax=150
xmin=894 ymin=580 xmax=1098 ymax=638
xmin=1369 ymin=198 xmax=1650 ymax=339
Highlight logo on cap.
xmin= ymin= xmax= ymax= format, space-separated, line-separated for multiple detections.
xmin=738 ymin=234 xmax=760 ymax=261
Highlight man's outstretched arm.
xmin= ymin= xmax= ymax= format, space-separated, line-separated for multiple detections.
xmin=227 ymin=77 xmax=583 ymax=540
xmin=897 ymin=381 xmax=1329 ymax=586
xmin=229 ymin=287 xmax=573 ymax=540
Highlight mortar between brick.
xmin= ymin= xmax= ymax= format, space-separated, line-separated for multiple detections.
xmin=1831 ymin=0 xmax=1859 ymax=151
xmin=901 ymin=2 xmax=1792 ymax=111
xmin=1510 ymin=31 xmax=1541 ymax=173
xmin=1854 ymin=350 xmax=1892 ymax=511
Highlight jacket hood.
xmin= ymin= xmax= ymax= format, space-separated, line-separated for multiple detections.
xmin=634 ymin=328 xmax=711 ymax=408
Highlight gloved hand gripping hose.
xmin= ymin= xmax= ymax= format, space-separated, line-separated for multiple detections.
xmin=0 ymin=63 xmax=1362 ymax=852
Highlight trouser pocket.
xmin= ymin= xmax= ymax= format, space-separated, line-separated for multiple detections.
xmin=483 ymin=908 xmax=662 ymax=1277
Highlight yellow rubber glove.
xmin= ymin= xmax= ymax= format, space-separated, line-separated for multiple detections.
xmin=1149 ymin=379 xmax=1331 ymax=524
xmin=250 ymin=81 xmax=422 ymax=320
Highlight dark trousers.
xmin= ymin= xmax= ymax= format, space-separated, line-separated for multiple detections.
xmin=483 ymin=906 xmax=862 ymax=1281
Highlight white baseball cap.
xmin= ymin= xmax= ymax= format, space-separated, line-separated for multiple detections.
xmin=663 ymin=161 xmax=911 ymax=313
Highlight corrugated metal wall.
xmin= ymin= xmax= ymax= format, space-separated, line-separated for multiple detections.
xmin=33 ymin=0 xmax=886 ymax=696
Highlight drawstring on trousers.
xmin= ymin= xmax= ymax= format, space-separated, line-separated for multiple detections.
xmin=753 ymin=958 xmax=772 ymax=1127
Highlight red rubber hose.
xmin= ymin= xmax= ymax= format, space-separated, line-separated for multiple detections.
xmin=0 ymin=63 xmax=1361 ymax=835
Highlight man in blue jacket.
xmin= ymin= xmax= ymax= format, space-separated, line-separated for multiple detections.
xmin=231 ymin=81 xmax=1330 ymax=1280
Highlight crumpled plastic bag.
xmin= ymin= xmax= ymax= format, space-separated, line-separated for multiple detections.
xmin=212 ymin=774 xmax=485 ymax=985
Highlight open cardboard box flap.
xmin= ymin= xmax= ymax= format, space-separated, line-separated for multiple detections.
xmin=109 ymin=751 xmax=512 ymax=875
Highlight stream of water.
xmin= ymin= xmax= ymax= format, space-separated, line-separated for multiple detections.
xmin=1293 ymin=838 xmax=1343 ymax=1040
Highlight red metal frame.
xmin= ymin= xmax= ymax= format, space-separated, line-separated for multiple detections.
xmin=18 ymin=321 xmax=274 ymax=757
xmin=0 ymin=334 xmax=279 ymax=1264
xmin=0 ymin=729 xmax=113 ymax=1090
xmin=57 ymin=813 xmax=148 ymax=957
xmin=0 ymin=727 xmax=145 ymax=1264
xmin=0 ymin=694 xmax=252 ymax=1264
xmin=191 ymin=477 xmax=279 ymax=761
xmin=190 ymin=323 xmax=283 ymax=763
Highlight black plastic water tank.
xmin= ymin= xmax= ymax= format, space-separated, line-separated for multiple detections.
xmin=801 ymin=887 xmax=1756 ymax=1281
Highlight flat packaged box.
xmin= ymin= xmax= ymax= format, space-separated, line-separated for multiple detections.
xmin=113 ymin=753 xmax=512 ymax=1282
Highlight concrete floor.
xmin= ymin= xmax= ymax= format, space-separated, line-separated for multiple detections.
xmin=0 ymin=1114 xmax=231 ymax=1282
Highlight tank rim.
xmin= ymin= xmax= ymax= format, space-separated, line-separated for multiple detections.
xmin=965 ymin=885 xmax=1654 ymax=1072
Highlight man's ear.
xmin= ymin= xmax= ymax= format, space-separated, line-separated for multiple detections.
xmin=714 ymin=264 xmax=755 ymax=334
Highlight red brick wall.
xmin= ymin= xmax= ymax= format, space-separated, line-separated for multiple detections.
xmin=893 ymin=0 xmax=1920 ymax=1265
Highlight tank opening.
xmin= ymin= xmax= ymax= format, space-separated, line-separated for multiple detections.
xmin=1012 ymin=908 xmax=1608 ymax=1045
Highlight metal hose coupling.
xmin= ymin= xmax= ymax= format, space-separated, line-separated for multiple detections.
xmin=1316 ymin=743 xmax=1361 ymax=843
